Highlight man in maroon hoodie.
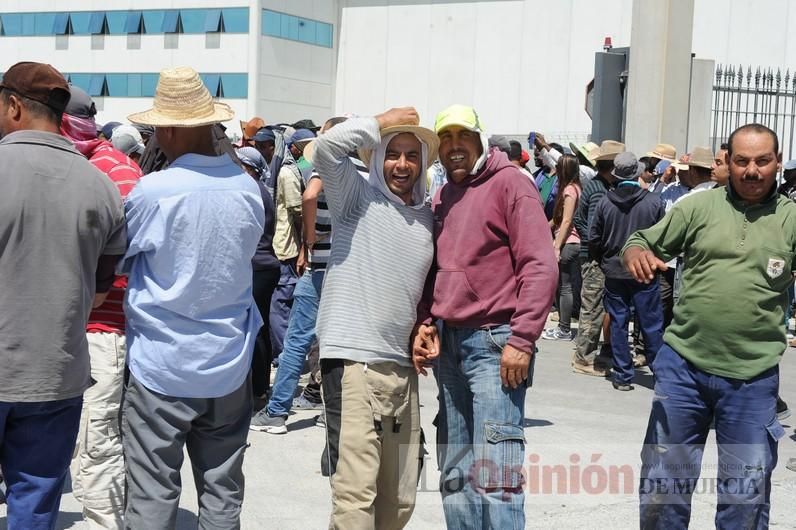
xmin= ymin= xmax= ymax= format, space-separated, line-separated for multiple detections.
xmin=414 ymin=105 xmax=557 ymax=529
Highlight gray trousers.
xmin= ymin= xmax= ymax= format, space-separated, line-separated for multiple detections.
xmin=121 ymin=374 xmax=252 ymax=530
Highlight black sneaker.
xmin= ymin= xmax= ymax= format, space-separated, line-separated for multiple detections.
xmin=612 ymin=381 xmax=634 ymax=392
xmin=776 ymin=396 xmax=791 ymax=421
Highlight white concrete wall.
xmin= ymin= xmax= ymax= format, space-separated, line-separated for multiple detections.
xmin=335 ymin=0 xmax=634 ymax=142
xmin=257 ymin=0 xmax=339 ymax=124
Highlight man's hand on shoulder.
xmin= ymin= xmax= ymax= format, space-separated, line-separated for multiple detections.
xmin=623 ymin=246 xmax=668 ymax=283
xmin=500 ymin=344 xmax=532 ymax=389
xmin=411 ymin=323 xmax=440 ymax=376
xmin=376 ymin=107 xmax=420 ymax=130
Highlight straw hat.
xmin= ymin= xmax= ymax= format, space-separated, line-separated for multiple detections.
xmin=686 ymin=146 xmax=714 ymax=169
xmin=645 ymin=143 xmax=676 ymax=161
xmin=593 ymin=140 xmax=626 ymax=161
xmin=128 ymin=66 xmax=234 ymax=127
xmin=304 ymin=125 xmax=439 ymax=170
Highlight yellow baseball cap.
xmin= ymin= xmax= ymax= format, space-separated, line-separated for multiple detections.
xmin=434 ymin=104 xmax=485 ymax=134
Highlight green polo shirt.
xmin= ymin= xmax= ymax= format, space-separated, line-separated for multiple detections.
xmin=622 ymin=185 xmax=796 ymax=380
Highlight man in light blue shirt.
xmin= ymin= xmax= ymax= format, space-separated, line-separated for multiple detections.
xmin=120 ymin=66 xmax=265 ymax=530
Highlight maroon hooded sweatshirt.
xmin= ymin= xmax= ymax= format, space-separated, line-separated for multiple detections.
xmin=426 ymin=149 xmax=558 ymax=352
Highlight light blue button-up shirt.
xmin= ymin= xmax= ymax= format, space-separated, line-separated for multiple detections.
xmin=119 ymin=153 xmax=265 ymax=398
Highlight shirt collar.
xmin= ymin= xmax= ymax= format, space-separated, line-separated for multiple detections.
xmin=0 ymin=129 xmax=82 ymax=154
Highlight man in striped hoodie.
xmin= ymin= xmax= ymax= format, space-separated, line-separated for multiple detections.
xmin=309 ymin=107 xmax=438 ymax=529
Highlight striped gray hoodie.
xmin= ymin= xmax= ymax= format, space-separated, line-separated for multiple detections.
xmin=312 ymin=118 xmax=434 ymax=366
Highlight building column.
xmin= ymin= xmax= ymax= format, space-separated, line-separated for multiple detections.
xmin=625 ymin=0 xmax=694 ymax=155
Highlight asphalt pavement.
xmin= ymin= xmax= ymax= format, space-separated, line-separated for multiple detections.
xmin=2 ymin=317 xmax=795 ymax=529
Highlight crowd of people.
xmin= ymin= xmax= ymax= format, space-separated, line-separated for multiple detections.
xmin=0 ymin=60 xmax=793 ymax=530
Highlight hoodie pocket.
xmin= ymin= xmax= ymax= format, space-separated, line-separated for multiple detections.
xmin=433 ymin=269 xmax=483 ymax=318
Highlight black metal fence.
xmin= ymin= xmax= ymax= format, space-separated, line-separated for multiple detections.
xmin=712 ymin=64 xmax=796 ymax=160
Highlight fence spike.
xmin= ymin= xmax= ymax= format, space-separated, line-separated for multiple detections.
xmin=747 ymin=67 xmax=753 ymax=85
xmin=776 ymin=68 xmax=782 ymax=89
xmin=755 ymin=66 xmax=762 ymax=86
xmin=737 ymin=65 xmax=744 ymax=84
xmin=715 ymin=63 xmax=723 ymax=83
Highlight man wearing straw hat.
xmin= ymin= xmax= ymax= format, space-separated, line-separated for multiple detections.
xmin=120 ymin=66 xmax=265 ymax=529
xmin=307 ymin=106 xmax=437 ymax=528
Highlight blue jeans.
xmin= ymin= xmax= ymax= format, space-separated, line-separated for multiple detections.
xmin=435 ymin=324 xmax=526 ymax=530
xmin=269 ymin=258 xmax=299 ymax=359
xmin=0 ymin=396 xmax=83 ymax=530
xmin=639 ymin=344 xmax=783 ymax=529
xmin=267 ymin=269 xmax=324 ymax=417
xmin=603 ymin=277 xmax=664 ymax=385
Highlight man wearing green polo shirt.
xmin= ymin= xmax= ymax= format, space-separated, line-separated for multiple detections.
xmin=623 ymin=123 xmax=794 ymax=528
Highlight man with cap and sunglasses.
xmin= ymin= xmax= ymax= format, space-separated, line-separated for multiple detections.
xmin=414 ymin=104 xmax=557 ymax=529
xmin=588 ymin=152 xmax=665 ymax=391
xmin=0 ymin=61 xmax=127 ymax=529
xmin=120 ymin=66 xmax=264 ymax=529
xmin=309 ymin=106 xmax=437 ymax=528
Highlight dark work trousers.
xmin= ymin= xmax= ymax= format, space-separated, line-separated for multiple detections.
xmin=659 ymin=268 xmax=676 ymax=330
xmin=0 ymin=396 xmax=82 ymax=530
xmin=639 ymin=345 xmax=783 ymax=530
xmin=603 ymin=277 xmax=664 ymax=385
xmin=269 ymin=258 xmax=299 ymax=363
xmin=252 ymin=267 xmax=280 ymax=398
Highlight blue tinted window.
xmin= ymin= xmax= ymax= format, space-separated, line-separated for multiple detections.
xmin=124 ymin=12 xmax=142 ymax=33
xmin=142 ymin=74 xmax=159 ymax=97
xmin=142 ymin=10 xmax=165 ymax=33
xmin=220 ymin=74 xmax=247 ymax=98
xmin=88 ymin=75 xmax=106 ymax=96
xmin=262 ymin=10 xmax=280 ymax=37
xmin=0 ymin=14 xmax=23 ymax=36
xmin=297 ymin=18 xmax=315 ymax=44
xmin=21 ymin=14 xmax=36 ymax=36
xmin=316 ymin=22 xmax=332 ymax=48
xmin=89 ymin=12 xmax=106 ymax=34
xmin=69 ymin=74 xmax=91 ymax=93
xmin=261 ymin=10 xmax=331 ymax=48
xmin=161 ymin=11 xmax=179 ymax=33
xmin=222 ymin=8 xmax=248 ymax=33
xmin=53 ymin=13 xmax=69 ymax=34
xmin=204 ymin=9 xmax=222 ymax=32
xmin=105 ymin=74 xmax=127 ymax=96
xmin=126 ymin=74 xmax=142 ymax=97
xmin=106 ymin=11 xmax=128 ymax=34
xmin=201 ymin=74 xmax=221 ymax=96
xmin=281 ymin=13 xmax=299 ymax=40
xmin=34 ymin=13 xmax=56 ymax=35
xmin=180 ymin=10 xmax=205 ymax=33
xmin=70 ymin=12 xmax=92 ymax=35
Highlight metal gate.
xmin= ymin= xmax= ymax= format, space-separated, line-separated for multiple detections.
xmin=712 ymin=64 xmax=796 ymax=159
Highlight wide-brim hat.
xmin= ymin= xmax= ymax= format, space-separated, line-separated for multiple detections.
xmin=645 ymin=143 xmax=676 ymax=161
xmin=594 ymin=140 xmax=626 ymax=161
xmin=128 ymin=66 xmax=234 ymax=127
xmin=305 ymin=125 xmax=439 ymax=171
xmin=359 ymin=125 xmax=439 ymax=169
xmin=240 ymin=117 xmax=265 ymax=140
xmin=570 ymin=141 xmax=599 ymax=165
xmin=686 ymin=146 xmax=713 ymax=170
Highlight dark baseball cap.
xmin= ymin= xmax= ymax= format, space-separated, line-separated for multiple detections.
xmin=64 ymin=83 xmax=97 ymax=119
xmin=0 ymin=62 xmax=71 ymax=113
xmin=253 ymin=127 xmax=276 ymax=143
